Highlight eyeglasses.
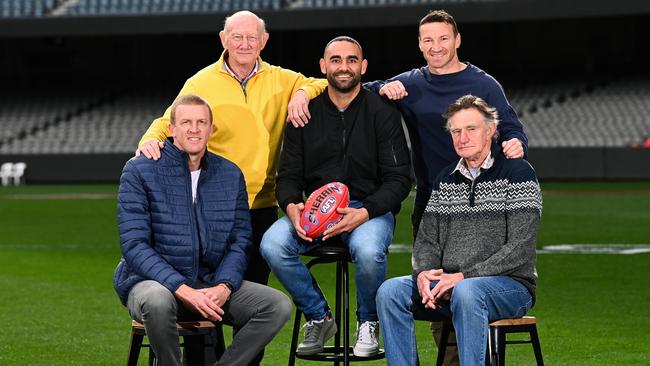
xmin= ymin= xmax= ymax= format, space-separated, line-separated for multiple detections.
xmin=229 ymin=34 xmax=259 ymax=44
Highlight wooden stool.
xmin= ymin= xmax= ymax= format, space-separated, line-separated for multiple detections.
xmin=436 ymin=316 xmax=544 ymax=366
xmin=288 ymin=243 xmax=385 ymax=365
xmin=127 ymin=320 xmax=225 ymax=366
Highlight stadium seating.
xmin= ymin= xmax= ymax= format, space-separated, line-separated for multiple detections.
xmin=60 ymin=0 xmax=283 ymax=16
xmin=512 ymin=78 xmax=650 ymax=147
xmin=1 ymin=76 xmax=648 ymax=154
xmin=0 ymin=0 xmax=55 ymax=18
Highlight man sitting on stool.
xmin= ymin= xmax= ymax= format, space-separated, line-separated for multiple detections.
xmin=260 ymin=36 xmax=411 ymax=357
xmin=114 ymin=94 xmax=292 ymax=366
xmin=377 ymin=95 xmax=542 ymax=365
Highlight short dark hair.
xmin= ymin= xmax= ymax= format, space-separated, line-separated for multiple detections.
xmin=419 ymin=9 xmax=459 ymax=36
xmin=324 ymin=36 xmax=363 ymax=58
xmin=444 ymin=95 xmax=499 ymax=138
xmin=170 ymin=94 xmax=213 ymax=125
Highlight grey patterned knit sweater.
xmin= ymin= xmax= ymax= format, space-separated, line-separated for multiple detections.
xmin=412 ymin=144 xmax=542 ymax=303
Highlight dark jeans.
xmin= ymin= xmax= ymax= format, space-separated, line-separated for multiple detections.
xmin=244 ymin=206 xmax=278 ymax=285
xmin=411 ymin=196 xmax=427 ymax=241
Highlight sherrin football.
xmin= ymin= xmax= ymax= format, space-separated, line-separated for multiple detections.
xmin=300 ymin=182 xmax=350 ymax=239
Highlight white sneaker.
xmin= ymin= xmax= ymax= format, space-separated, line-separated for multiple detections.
xmin=353 ymin=321 xmax=380 ymax=357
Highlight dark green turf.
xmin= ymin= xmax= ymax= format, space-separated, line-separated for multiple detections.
xmin=1 ymin=182 xmax=649 ymax=365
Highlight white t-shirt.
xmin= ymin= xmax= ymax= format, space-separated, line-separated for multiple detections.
xmin=191 ymin=170 xmax=201 ymax=202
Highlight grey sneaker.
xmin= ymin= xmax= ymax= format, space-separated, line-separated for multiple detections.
xmin=296 ymin=315 xmax=338 ymax=355
xmin=353 ymin=321 xmax=380 ymax=357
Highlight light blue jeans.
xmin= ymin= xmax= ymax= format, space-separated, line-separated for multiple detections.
xmin=377 ymin=275 xmax=533 ymax=366
xmin=260 ymin=200 xmax=394 ymax=322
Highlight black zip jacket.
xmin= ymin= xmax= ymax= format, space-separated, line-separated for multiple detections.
xmin=276 ymin=87 xmax=412 ymax=219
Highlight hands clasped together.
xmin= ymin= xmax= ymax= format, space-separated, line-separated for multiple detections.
xmin=174 ymin=283 xmax=231 ymax=322
xmin=416 ymin=269 xmax=464 ymax=310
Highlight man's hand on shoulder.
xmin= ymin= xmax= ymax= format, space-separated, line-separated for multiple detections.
xmin=175 ymin=284 xmax=224 ymax=322
xmin=501 ymin=138 xmax=524 ymax=159
xmin=322 ymin=207 xmax=369 ymax=241
xmin=135 ymin=139 xmax=165 ymax=160
xmin=379 ymin=80 xmax=408 ymax=100
xmin=286 ymin=202 xmax=312 ymax=242
xmin=287 ymin=89 xmax=311 ymax=128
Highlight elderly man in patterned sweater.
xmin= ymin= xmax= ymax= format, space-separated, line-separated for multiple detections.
xmin=376 ymin=95 xmax=542 ymax=366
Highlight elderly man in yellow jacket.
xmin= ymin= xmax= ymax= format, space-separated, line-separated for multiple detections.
xmin=137 ymin=10 xmax=327 ymax=288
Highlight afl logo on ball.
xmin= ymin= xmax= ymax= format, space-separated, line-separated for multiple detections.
xmin=320 ymin=196 xmax=337 ymax=214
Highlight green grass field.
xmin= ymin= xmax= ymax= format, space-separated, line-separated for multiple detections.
xmin=1 ymin=182 xmax=649 ymax=365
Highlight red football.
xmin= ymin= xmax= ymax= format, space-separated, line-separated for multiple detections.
xmin=300 ymin=182 xmax=350 ymax=239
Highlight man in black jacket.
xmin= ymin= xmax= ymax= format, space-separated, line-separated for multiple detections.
xmin=260 ymin=36 xmax=411 ymax=357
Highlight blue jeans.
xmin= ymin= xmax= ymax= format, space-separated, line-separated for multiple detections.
xmin=260 ymin=200 xmax=394 ymax=322
xmin=377 ymin=275 xmax=533 ymax=366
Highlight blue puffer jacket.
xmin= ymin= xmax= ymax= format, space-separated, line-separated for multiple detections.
xmin=113 ymin=140 xmax=252 ymax=306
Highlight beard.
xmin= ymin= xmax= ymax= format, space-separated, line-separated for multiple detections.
xmin=326 ymin=71 xmax=361 ymax=93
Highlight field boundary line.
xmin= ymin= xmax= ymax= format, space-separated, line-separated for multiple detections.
xmin=389 ymin=243 xmax=650 ymax=255
xmin=0 ymin=193 xmax=116 ymax=200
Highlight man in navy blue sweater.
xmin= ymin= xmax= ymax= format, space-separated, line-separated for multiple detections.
xmin=364 ymin=10 xmax=529 ymax=365
xmin=365 ymin=9 xmax=528 ymax=238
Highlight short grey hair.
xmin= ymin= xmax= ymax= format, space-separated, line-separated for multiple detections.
xmin=444 ymin=95 xmax=499 ymax=140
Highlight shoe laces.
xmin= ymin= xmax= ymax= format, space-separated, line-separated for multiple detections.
xmin=357 ymin=321 xmax=378 ymax=344
xmin=302 ymin=318 xmax=324 ymax=342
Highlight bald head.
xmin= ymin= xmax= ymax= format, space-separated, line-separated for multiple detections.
xmin=223 ymin=10 xmax=266 ymax=35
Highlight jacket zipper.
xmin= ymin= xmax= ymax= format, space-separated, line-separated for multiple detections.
xmin=187 ymin=165 xmax=199 ymax=282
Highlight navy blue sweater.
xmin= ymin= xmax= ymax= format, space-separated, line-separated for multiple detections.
xmin=114 ymin=140 xmax=252 ymax=306
xmin=366 ymin=63 xmax=528 ymax=207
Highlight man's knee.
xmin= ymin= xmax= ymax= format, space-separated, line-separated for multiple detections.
xmin=376 ymin=278 xmax=405 ymax=310
xmin=255 ymin=286 xmax=293 ymax=329
xmin=351 ymin=241 xmax=387 ymax=267
xmin=450 ymin=279 xmax=482 ymax=311
xmin=131 ymin=281 xmax=177 ymax=319
xmin=259 ymin=220 xmax=293 ymax=262
xmin=270 ymin=291 xmax=293 ymax=326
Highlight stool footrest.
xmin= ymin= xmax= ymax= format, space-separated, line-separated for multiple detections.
xmin=296 ymin=347 xmax=386 ymax=362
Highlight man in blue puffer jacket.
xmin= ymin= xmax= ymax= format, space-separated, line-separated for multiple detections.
xmin=114 ymin=94 xmax=292 ymax=366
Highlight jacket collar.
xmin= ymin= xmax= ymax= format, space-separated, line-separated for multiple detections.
xmin=164 ymin=137 xmax=211 ymax=171
xmin=216 ymin=51 xmax=266 ymax=76
xmin=450 ymin=141 xmax=502 ymax=179
xmin=322 ymin=86 xmax=366 ymax=112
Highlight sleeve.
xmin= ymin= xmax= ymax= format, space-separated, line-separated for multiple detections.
xmin=411 ymin=188 xmax=443 ymax=281
xmin=362 ymin=105 xmax=412 ymax=218
xmin=211 ymin=171 xmax=252 ymax=292
xmin=461 ymin=164 xmax=542 ymax=278
xmin=276 ymin=121 xmax=306 ymax=213
xmin=279 ymin=67 xmax=328 ymax=100
xmin=117 ymin=160 xmax=187 ymax=294
xmin=363 ymin=71 xmax=408 ymax=95
xmin=486 ymin=80 xmax=529 ymax=157
xmin=138 ymin=80 xmax=199 ymax=147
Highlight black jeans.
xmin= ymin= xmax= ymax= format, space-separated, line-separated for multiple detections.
xmin=244 ymin=206 xmax=278 ymax=285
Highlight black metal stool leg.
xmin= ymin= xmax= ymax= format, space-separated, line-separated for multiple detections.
xmin=342 ymin=259 xmax=350 ymax=366
xmin=530 ymin=325 xmax=544 ymax=366
xmin=334 ymin=261 xmax=342 ymax=366
xmin=436 ymin=322 xmax=451 ymax=366
xmin=289 ymin=308 xmax=304 ymax=366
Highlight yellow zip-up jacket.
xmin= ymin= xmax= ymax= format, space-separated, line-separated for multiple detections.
xmin=139 ymin=53 xmax=327 ymax=209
